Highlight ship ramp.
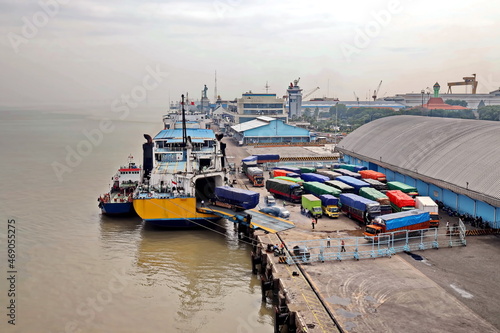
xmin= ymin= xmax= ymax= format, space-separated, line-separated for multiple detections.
xmin=197 ymin=206 xmax=295 ymax=233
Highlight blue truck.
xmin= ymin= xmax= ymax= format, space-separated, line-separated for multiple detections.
xmin=300 ymin=173 xmax=329 ymax=183
xmin=364 ymin=210 xmax=431 ymax=241
xmin=213 ymin=186 xmax=260 ymax=210
xmin=339 ymin=193 xmax=381 ymax=225
xmin=336 ymin=176 xmax=371 ymax=194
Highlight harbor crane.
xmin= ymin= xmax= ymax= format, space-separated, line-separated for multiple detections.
xmin=303 ymin=87 xmax=320 ymax=100
xmin=372 ymin=80 xmax=383 ymax=101
xmin=447 ymin=74 xmax=478 ymax=94
xmin=353 ymin=91 xmax=360 ymax=105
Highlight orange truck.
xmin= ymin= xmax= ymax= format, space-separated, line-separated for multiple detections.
xmin=364 ymin=209 xmax=431 ymax=241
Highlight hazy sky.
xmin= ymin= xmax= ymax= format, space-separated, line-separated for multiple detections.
xmin=1 ymin=0 xmax=499 ymax=109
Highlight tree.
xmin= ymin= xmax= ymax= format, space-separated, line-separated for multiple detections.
xmin=445 ymin=99 xmax=468 ymax=107
xmin=303 ymin=108 xmax=311 ymax=118
xmin=478 ymin=105 xmax=500 ymax=121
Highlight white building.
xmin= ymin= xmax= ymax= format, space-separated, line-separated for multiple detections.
xmin=236 ymin=93 xmax=287 ymax=124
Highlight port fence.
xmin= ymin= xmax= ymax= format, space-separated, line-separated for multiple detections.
xmin=283 ymin=220 xmax=467 ymax=264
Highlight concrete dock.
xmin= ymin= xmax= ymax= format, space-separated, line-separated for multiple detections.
xmin=223 ymin=134 xmax=500 ymax=333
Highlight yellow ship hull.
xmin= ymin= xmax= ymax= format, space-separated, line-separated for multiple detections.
xmin=133 ymin=196 xmax=221 ymax=228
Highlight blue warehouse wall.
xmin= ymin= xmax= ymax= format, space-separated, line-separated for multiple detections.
xmin=244 ymin=120 xmax=310 ymax=138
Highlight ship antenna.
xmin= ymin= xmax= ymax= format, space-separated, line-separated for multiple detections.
xmin=181 ymin=94 xmax=187 ymax=146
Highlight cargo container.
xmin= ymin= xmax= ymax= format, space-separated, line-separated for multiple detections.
xmin=333 ymin=168 xmax=362 ymax=179
xmin=299 ymin=166 xmax=316 ymax=173
xmin=265 ymin=179 xmax=303 ymax=203
xmin=336 ymin=176 xmax=370 ymax=194
xmin=358 ymin=187 xmax=392 ymax=215
xmin=303 ymin=181 xmax=342 ymax=197
xmin=273 ymin=166 xmax=302 ymax=174
xmin=245 ymin=167 xmax=264 ymax=187
xmin=316 ymin=170 xmax=342 ymax=180
xmin=274 ymin=176 xmax=304 ymax=185
xmin=358 ymin=170 xmax=387 ymax=182
xmin=362 ymin=178 xmax=388 ymax=192
xmin=339 ymin=193 xmax=381 ymax=224
xmin=254 ymin=154 xmax=280 ymax=164
xmin=364 ymin=210 xmax=431 ymax=241
xmin=213 ymin=186 xmax=260 ymax=210
xmin=333 ymin=163 xmax=367 ymax=172
xmin=386 ymin=190 xmax=415 ymax=212
xmin=324 ymin=180 xmax=355 ymax=193
xmin=302 ymin=194 xmax=322 ymax=219
xmin=415 ymin=196 xmax=440 ymax=228
xmin=387 ymin=181 xmax=419 ymax=197
xmin=319 ymin=194 xmax=339 ymax=218
xmin=300 ymin=173 xmax=330 ymax=183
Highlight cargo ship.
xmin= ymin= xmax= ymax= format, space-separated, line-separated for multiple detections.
xmin=133 ymin=95 xmax=229 ymax=228
xmin=98 ymin=155 xmax=141 ymax=215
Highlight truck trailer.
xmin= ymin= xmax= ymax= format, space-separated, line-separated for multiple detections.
xmin=358 ymin=187 xmax=392 ymax=215
xmin=325 ymin=180 xmax=355 ymax=193
xmin=300 ymin=173 xmax=329 ymax=183
xmin=265 ymin=179 xmax=303 ymax=203
xmin=316 ymin=170 xmax=342 ymax=180
xmin=332 ymin=169 xmax=362 ymax=179
xmin=386 ymin=190 xmax=415 ymax=212
xmin=339 ymin=193 xmax=381 ymax=225
xmin=302 ymin=194 xmax=323 ymax=219
xmin=213 ymin=186 xmax=260 ymax=210
xmin=303 ymin=181 xmax=342 ymax=197
xmin=245 ymin=167 xmax=264 ymax=187
xmin=387 ymin=181 xmax=419 ymax=197
xmin=415 ymin=196 xmax=440 ymax=228
xmin=336 ymin=176 xmax=371 ymax=194
xmin=358 ymin=170 xmax=387 ymax=182
xmin=364 ymin=209 xmax=431 ymax=241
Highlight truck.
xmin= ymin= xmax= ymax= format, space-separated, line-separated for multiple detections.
xmin=299 ymin=166 xmax=316 ymax=173
xmin=387 ymin=181 xmax=419 ymax=197
xmin=316 ymin=170 xmax=342 ymax=180
xmin=319 ymin=194 xmax=339 ymax=218
xmin=333 ymin=163 xmax=367 ymax=172
xmin=324 ymin=180 xmax=355 ymax=193
xmin=245 ymin=167 xmax=264 ymax=187
xmin=386 ymin=190 xmax=415 ymax=212
xmin=272 ymin=169 xmax=289 ymax=178
xmin=364 ymin=209 xmax=431 ymax=241
xmin=302 ymin=194 xmax=323 ymax=219
xmin=358 ymin=170 xmax=387 ymax=182
xmin=361 ymin=178 xmax=388 ymax=192
xmin=274 ymin=176 xmax=304 ymax=185
xmin=265 ymin=179 xmax=303 ymax=203
xmin=254 ymin=154 xmax=280 ymax=164
xmin=303 ymin=181 xmax=342 ymax=197
xmin=213 ymin=186 xmax=260 ymax=210
xmin=358 ymin=187 xmax=392 ymax=215
xmin=273 ymin=166 xmax=301 ymax=174
xmin=336 ymin=176 xmax=371 ymax=194
xmin=285 ymin=172 xmax=300 ymax=178
xmin=332 ymin=169 xmax=362 ymax=179
xmin=339 ymin=193 xmax=381 ymax=225
xmin=300 ymin=173 xmax=329 ymax=183
xmin=415 ymin=196 xmax=440 ymax=228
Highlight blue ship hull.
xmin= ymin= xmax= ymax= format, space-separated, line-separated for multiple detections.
xmin=101 ymin=202 xmax=135 ymax=216
xmin=144 ymin=216 xmax=221 ymax=228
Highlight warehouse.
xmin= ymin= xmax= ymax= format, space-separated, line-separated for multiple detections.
xmin=230 ymin=116 xmax=311 ymax=145
xmin=336 ymin=115 xmax=500 ymax=227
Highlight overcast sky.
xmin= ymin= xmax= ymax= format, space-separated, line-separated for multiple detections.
xmin=1 ymin=0 xmax=499 ymax=110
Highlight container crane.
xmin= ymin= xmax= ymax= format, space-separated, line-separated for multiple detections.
xmin=447 ymin=74 xmax=478 ymax=94
xmin=353 ymin=91 xmax=360 ymax=105
xmin=372 ymin=80 xmax=383 ymax=101
xmin=303 ymin=87 xmax=320 ymax=100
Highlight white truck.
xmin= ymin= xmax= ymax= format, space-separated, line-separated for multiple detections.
xmin=415 ymin=196 xmax=440 ymax=228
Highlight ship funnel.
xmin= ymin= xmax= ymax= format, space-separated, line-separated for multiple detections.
xmin=142 ymin=134 xmax=154 ymax=180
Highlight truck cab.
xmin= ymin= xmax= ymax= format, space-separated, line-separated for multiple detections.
xmin=323 ymin=205 xmax=339 ymax=218
xmin=302 ymin=194 xmax=322 ymax=219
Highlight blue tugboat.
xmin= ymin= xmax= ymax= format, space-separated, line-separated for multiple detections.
xmin=98 ymin=155 xmax=141 ymax=216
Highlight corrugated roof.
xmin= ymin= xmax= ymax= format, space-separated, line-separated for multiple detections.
xmin=154 ymin=128 xmax=215 ymax=140
xmin=231 ymin=119 xmax=269 ymax=132
xmin=336 ymin=115 xmax=500 ymax=206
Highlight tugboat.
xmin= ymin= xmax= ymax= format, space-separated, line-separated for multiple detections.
xmin=133 ymin=95 xmax=229 ymax=228
xmin=98 ymin=155 xmax=141 ymax=215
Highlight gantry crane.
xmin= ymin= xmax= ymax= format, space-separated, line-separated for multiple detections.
xmin=447 ymin=74 xmax=478 ymax=94
xmin=372 ymin=80 xmax=383 ymax=101
xmin=303 ymin=87 xmax=320 ymax=100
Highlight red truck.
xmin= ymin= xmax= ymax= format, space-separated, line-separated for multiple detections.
xmin=358 ymin=170 xmax=387 ymax=182
xmin=246 ymin=167 xmax=264 ymax=187
xmin=386 ymin=190 xmax=415 ymax=212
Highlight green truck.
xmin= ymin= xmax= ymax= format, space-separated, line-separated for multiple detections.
xmin=387 ymin=181 xmax=419 ymax=197
xmin=358 ymin=187 xmax=392 ymax=215
xmin=302 ymin=194 xmax=323 ymax=219
xmin=303 ymin=181 xmax=342 ymax=197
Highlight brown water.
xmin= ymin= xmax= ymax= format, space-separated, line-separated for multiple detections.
xmin=0 ymin=109 xmax=272 ymax=332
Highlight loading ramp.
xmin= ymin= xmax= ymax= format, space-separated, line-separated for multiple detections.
xmin=197 ymin=206 xmax=295 ymax=233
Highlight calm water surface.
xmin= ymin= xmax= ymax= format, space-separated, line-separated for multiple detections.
xmin=0 ymin=109 xmax=272 ymax=332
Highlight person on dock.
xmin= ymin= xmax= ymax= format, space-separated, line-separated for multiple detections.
xmin=341 ymin=239 xmax=346 ymax=252
xmin=311 ymin=218 xmax=315 ymax=229
xmin=326 ymin=236 xmax=331 ymax=248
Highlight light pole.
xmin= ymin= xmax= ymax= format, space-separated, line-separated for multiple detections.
xmin=335 ymin=102 xmax=338 ymax=146
xmin=421 ymin=90 xmax=425 ymax=108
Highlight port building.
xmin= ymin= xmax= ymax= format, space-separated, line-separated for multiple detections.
xmin=230 ymin=116 xmax=311 ymax=145
xmin=236 ymin=92 xmax=287 ymax=124
xmin=336 ymin=115 xmax=500 ymax=227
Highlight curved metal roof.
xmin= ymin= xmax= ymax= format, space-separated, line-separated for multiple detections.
xmin=336 ymin=115 xmax=500 ymax=207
